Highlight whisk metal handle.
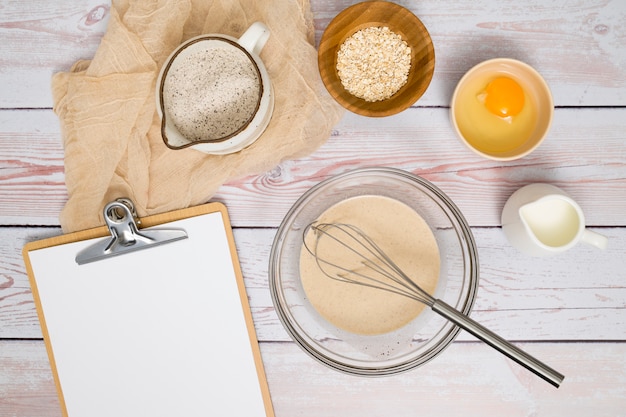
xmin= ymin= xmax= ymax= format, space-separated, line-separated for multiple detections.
xmin=432 ymin=299 xmax=564 ymax=388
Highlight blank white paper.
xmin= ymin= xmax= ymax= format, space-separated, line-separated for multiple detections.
xmin=28 ymin=211 xmax=268 ymax=417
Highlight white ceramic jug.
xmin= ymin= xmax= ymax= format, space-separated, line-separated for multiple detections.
xmin=156 ymin=22 xmax=273 ymax=154
xmin=501 ymin=183 xmax=608 ymax=257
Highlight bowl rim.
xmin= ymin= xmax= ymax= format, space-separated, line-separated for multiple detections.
xmin=450 ymin=57 xmax=554 ymax=161
xmin=318 ymin=1 xmax=435 ymax=117
xmin=269 ymin=166 xmax=480 ymax=376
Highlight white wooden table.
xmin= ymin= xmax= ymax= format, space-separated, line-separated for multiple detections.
xmin=1 ymin=1 xmax=625 ymax=415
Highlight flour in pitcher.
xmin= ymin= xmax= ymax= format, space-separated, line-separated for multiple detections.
xmin=163 ymin=44 xmax=261 ymax=141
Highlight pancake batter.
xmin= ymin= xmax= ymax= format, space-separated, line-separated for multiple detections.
xmin=300 ymin=195 xmax=440 ymax=335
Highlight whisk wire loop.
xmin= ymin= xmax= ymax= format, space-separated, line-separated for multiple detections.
xmin=303 ymin=222 xmax=435 ymax=306
xmin=302 ymin=221 xmax=564 ymax=388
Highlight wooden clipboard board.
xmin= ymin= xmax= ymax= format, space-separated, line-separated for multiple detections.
xmin=23 ymin=202 xmax=274 ymax=417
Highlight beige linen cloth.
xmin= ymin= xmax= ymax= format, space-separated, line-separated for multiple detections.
xmin=52 ymin=0 xmax=343 ymax=232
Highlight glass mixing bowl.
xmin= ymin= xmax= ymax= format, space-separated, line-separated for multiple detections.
xmin=269 ymin=167 xmax=479 ymax=376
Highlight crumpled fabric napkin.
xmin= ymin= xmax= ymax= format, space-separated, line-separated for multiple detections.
xmin=52 ymin=0 xmax=343 ymax=232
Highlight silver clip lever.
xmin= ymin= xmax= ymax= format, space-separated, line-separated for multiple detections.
xmin=75 ymin=200 xmax=188 ymax=265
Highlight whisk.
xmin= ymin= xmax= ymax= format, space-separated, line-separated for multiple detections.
xmin=303 ymin=222 xmax=564 ymax=388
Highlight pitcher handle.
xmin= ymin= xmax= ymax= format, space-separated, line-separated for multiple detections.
xmin=581 ymin=229 xmax=608 ymax=250
xmin=238 ymin=22 xmax=270 ymax=56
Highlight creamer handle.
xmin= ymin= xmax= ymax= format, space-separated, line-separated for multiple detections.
xmin=581 ymin=229 xmax=608 ymax=250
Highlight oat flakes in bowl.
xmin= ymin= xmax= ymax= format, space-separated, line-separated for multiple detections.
xmin=318 ymin=1 xmax=435 ymax=117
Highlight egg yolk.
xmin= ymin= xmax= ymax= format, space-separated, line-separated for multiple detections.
xmin=481 ymin=76 xmax=525 ymax=118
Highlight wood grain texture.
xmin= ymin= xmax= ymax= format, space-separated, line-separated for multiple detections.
xmin=0 ymin=1 xmax=625 ymax=416
xmin=0 ymin=341 xmax=61 ymax=417
xmin=261 ymin=342 xmax=626 ymax=417
xmin=1 ymin=1 xmax=625 ymax=108
xmin=1 ymin=107 xmax=625 ymax=227
xmin=1 ymin=340 xmax=625 ymax=417
xmin=3 ymin=226 xmax=624 ymax=341
xmin=312 ymin=0 xmax=626 ymax=107
xmin=0 ymin=0 xmax=110 ymax=108
xmin=217 ymin=107 xmax=626 ymax=228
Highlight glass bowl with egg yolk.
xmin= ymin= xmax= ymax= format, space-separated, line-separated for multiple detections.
xmin=451 ymin=58 xmax=553 ymax=160
xmin=269 ymin=167 xmax=479 ymax=376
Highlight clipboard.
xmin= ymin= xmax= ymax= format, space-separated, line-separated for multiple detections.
xmin=23 ymin=200 xmax=274 ymax=417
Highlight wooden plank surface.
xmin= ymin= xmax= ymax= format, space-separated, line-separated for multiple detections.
xmin=1 ymin=0 xmax=625 ymax=416
xmin=2 ymin=227 xmax=624 ymax=341
xmin=0 ymin=0 xmax=110 ymax=108
xmin=311 ymin=0 xmax=626 ymax=107
xmin=2 ymin=1 xmax=625 ymax=108
xmin=1 ymin=340 xmax=625 ymax=417
xmin=1 ymin=107 xmax=625 ymax=227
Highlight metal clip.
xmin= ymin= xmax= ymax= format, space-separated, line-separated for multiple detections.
xmin=75 ymin=199 xmax=188 ymax=265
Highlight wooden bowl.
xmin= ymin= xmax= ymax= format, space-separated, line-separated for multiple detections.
xmin=318 ymin=1 xmax=435 ymax=117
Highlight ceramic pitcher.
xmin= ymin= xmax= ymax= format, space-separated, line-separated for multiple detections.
xmin=156 ymin=22 xmax=273 ymax=154
xmin=501 ymin=183 xmax=608 ymax=257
